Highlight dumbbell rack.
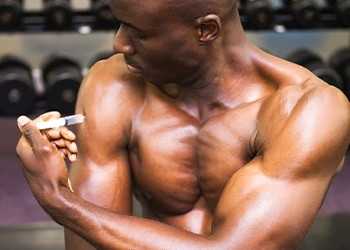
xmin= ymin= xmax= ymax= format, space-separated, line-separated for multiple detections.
xmin=0 ymin=10 xmax=347 ymax=33
xmin=241 ymin=10 xmax=347 ymax=30
xmin=0 ymin=5 xmax=349 ymax=116
xmin=0 ymin=11 xmax=117 ymax=33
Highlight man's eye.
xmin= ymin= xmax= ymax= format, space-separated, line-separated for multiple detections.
xmin=138 ymin=36 xmax=147 ymax=40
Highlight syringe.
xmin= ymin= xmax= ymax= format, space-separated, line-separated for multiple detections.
xmin=36 ymin=114 xmax=85 ymax=130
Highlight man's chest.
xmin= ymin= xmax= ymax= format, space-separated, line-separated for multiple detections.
xmin=128 ymin=98 xmax=261 ymax=214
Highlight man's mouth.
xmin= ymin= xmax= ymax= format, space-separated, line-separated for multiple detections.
xmin=125 ymin=58 xmax=142 ymax=74
xmin=127 ymin=64 xmax=142 ymax=74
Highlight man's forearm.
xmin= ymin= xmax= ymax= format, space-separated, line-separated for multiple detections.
xmin=50 ymin=188 xmax=216 ymax=250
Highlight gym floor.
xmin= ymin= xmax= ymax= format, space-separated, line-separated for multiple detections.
xmin=1 ymin=215 xmax=350 ymax=250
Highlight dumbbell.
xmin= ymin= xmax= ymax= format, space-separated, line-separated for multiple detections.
xmin=284 ymin=0 xmax=320 ymax=27
xmin=0 ymin=0 xmax=23 ymax=30
xmin=0 ymin=55 xmax=35 ymax=115
xmin=88 ymin=51 xmax=115 ymax=68
xmin=329 ymin=48 xmax=350 ymax=99
xmin=287 ymin=49 xmax=344 ymax=90
xmin=327 ymin=0 xmax=350 ymax=26
xmin=43 ymin=0 xmax=72 ymax=30
xmin=41 ymin=54 xmax=82 ymax=114
xmin=239 ymin=0 xmax=275 ymax=29
xmin=91 ymin=0 xmax=118 ymax=27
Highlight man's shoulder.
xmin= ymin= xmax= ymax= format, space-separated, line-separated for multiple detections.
xmin=256 ymin=78 xmax=350 ymax=155
xmin=75 ymin=54 xmax=147 ymax=137
xmin=261 ymin=77 xmax=348 ymax=122
xmin=252 ymin=78 xmax=350 ymax=178
xmin=77 ymin=54 xmax=146 ymax=110
xmin=84 ymin=54 xmax=146 ymax=94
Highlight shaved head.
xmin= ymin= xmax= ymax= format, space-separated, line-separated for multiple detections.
xmin=110 ymin=0 xmax=238 ymax=26
xmin=156 ymin=0 xmax=238 ymax=23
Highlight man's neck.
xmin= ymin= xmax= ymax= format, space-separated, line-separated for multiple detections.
xmin=159 ymin=20 xmax=268 ymax=121
xmin=188 ymin=42 xmax=263 ymax=120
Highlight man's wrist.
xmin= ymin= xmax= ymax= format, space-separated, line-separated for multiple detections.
xmin=39 ymin=186 xmax=75 ymax=223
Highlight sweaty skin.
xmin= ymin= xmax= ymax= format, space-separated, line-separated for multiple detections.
xmin=16 ymin=0 xmax=350 ymax=249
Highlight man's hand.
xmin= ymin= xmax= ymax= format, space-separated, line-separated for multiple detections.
xmin=16 ymin=113 xmax=74 ymax=208
xmin=35 ymin=111 xmax=78 ymax=162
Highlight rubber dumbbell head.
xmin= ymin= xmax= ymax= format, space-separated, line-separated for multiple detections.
xmin=336 ymin=0 xmax=350 ymax=26
xmin=287 ymin=49 xmax=323 ymax=67
xmin=0 ymin=0 xmax=23 ymax=30
xmin=326 ymin=0 xmax=350 ymax=26
xmin=43 ymin=0 xmax=72 ymax=29
xmin=329 ymin=48 xmax=350 ymax=99
xmin=288 ymin=0 xmax=320 ymax=27
xmin=244 ymin=0 xmax=275 ymax=29
xmin=91 ymin=0 xmax=118 ymax=27
xmin=41 ymin=54 xmax=82 ymax=114
xmin=0 ymin=55 xmax=35 ymax=115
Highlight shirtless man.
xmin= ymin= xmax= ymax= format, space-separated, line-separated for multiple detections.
xmin=16 ymin=0 xmax=350 ymax=249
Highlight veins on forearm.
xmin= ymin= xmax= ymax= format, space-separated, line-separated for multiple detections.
xmin=48 ymin=188 xmax=216 ymax=250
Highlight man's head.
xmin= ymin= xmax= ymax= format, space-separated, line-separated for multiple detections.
xmin=110 ymin=0 xmax=239 ymax=86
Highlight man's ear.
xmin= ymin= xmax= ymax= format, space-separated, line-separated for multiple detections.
xmin=196 ymin=14 xmax=221 ymax=44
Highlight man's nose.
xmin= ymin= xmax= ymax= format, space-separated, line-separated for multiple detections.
xmin=113 ymin=29 xmax=136 ymax=55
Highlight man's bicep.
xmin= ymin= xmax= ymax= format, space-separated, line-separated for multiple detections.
xmin=64 ymin=132 xmax=133 ymax=250
xmin=69 ymin=151 xmax=133 ymax=211
xmin=70 ymin=86 xmax=134 ymax=211
xmin=64 ymin=59 xmax=136 ymax=249
xmin=65 ymin=151 xmax=132 ymax=250
xmin=211 ymin=86 xmax=350 ymax=249
xmin=258 ymin=85 xmax=349 ymax=176
xmin=211 ymin=159 xmax=330 ymax=249
xmin=70 ymin=56 xmax=136 ymax=211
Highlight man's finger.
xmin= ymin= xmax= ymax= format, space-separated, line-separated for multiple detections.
xmin=38 ymin=111 xmax=61 ymax=122
xmin=60 ymin=127 xmax=76 ymax=141
xmin=53 ymin=140 xmax=78 ymax=153
xmin=58 ymin=148 xmax=77 ymax=162
xmin=17 ymin=116 xmax=48 ymax=149
xmin=46 ymin=127 xmax=76 ymax=142
xmin=30 ymin=111 xmax=61 ymax=127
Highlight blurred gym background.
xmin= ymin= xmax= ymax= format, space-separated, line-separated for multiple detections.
xmin=0 ymin=0 xmax=349 ymax=249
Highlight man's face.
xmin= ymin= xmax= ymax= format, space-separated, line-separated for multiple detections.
xmin=110 ymin=0 xmax=203 ymax=85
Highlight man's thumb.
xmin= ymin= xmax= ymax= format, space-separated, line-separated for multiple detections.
xmin=18 ymin=116 xmax=30 ymax=128
xmin=17 ymin=115 xmax=44 ymax=148
xmin=17 ymin=115 xmax=34 ymax=137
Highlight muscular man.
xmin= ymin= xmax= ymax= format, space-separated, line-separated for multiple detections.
xmin=16 ymin=0 xmax=350 ymax=249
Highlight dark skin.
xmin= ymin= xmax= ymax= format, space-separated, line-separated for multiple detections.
xmin=16 ymin=0 xmax=350 ymax=249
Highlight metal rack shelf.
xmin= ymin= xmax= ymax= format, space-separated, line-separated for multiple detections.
xmin=0 ymin=9 xmax=348 ymax=33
